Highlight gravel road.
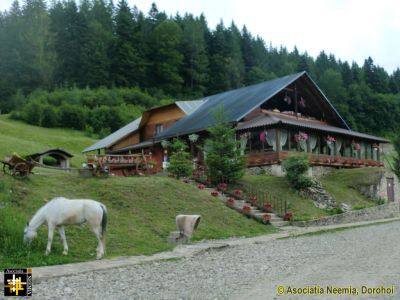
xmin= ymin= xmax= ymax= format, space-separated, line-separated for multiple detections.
xmin=33 ymin=221 xmax=400 ymax=299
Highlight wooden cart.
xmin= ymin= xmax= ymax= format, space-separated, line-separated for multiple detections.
xmin=1 ymin=154 xmax=35 ymax=177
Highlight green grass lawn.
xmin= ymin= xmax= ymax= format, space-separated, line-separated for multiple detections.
xmin=0 ymin=115 xmax=96 ymax=166
xmin=237 ymin=175 xmax=329 ymax=221
xmin=320 ymin=167 xmax=383 ymax=209
xmin=0 ymin=172 xmax=276 ymax=268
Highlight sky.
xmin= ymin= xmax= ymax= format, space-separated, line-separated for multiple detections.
xmin=1 ymin=0 xmax=399 ymax=73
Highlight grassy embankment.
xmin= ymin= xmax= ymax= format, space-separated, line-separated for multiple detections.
xmin=0 ymin=116 xmax=276 ymax=268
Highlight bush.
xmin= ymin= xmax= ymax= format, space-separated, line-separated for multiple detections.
xmin=168 ymin=138 xmax=193 ymax=179
xmin=204 ymin=108 xmax=245 ymax=183
xmin=282 ymin=156 xmax=312 ymax=190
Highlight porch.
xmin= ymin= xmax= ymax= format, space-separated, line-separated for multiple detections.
xmin=237 ymin=110 xmax=388 ymax=168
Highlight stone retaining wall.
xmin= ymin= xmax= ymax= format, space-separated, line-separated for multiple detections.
xmin=294 ymin=202 xmax=400 ymax=227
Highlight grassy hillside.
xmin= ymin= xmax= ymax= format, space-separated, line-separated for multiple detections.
xmin=0 ymin=115 xmax=96 ymax=166
xmin=320 ymin=168 xmax=384 ymax=208
xmin=238 ymin=175 xmax=329 ymax=221
xmin=0 ymin=172 xmax=276 ymax=268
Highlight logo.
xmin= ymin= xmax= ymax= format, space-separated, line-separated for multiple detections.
xmin=4 ymin=268 xmax=32 ymax=297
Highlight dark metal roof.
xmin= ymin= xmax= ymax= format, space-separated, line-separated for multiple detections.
xmin=155 ymin=71 xmax=350 ymax=140
xmin=237 ymin=113 xmax=389 ymax=143
xmin=83 ymin=117 xmax=142 ymax=153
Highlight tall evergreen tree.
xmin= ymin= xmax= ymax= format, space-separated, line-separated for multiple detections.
xmin=150 ymin=19 xmax=184 ymax=96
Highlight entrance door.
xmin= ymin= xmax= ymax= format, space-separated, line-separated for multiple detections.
xmin=387 ymin=178 xmax=395 ymax=202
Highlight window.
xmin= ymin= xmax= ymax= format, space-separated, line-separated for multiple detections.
xmin=155 ymin=124 xmax=163 ymax=134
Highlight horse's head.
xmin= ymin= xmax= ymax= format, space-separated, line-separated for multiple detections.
xmin=23 ymin=222 xmax=37 ymax=244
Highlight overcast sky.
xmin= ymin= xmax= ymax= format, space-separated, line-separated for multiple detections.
xmin=1 ymin=0 xmax=399 ymax=73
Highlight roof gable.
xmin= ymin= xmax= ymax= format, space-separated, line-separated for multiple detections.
xmin=155 ymin=72 xmax=349 ymax=140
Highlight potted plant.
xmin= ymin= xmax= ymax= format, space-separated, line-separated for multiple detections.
xmin=249 ymin=195 xmax=257 ymax=205
xmin=197 ymin=184 xmax=205 ymax=190
xmin=217 ymin=183 xmax=227 ymax=192
xmin=262 ymin=214 xmax=272 ymax=223
xmin=242 ymin=204 xmax=251 ymax=214
xmin=284 ymin=212 xmax=294 ymax=221
xmin=234 ymin=189 xmax=243 ymax=198
xmin=263 ymin=202 xmax=273 ymax=213
xmin=227 ymin=197 xmax=236 ymax=206
xmin=211 ymin=190 xmax=219 ymax=197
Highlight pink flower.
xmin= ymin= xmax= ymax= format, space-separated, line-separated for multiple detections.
xmin=227 ymin=197 xmax=236 ymax=206
xmin=211 ymin=190 xmax=219 ymax=197
xmin=234 ymin=189 xmax=243 ymax=197
xmin=263 ymin=202 xmax=273 ymax=213
xmin=242 ymin=204 xmax=251 ymax=214
xmin=217 ymin=183 xmax=227 ymax=191
xmin=249 ymin=195 xmax=257 ymax=204
xmin=262 ymin=214 xmax=271 ymax=223
xmin=326 ymin=135 xmax=336 ymax=144
xmin=294 ymin=132 xmax=308 ymax=142
xmin=284 ymin=212 xmax=294 ymax=221
xmin=197 ymin=184 xmax=205 ymax=190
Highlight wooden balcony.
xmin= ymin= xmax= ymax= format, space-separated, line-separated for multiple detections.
xmin=246 ymin=151 xmax=384 ymax=168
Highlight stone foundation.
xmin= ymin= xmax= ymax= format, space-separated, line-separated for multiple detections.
xmin=294 ymin=202 xmax=400 ymax=227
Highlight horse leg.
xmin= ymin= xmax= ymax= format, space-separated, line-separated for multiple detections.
xmin=58 ymin=226 xmax=68 ymax=255
xmin=45 ymin=223 xmax=55 ymax=255
xmin=89 ymin=224 xmax=104 ymax=259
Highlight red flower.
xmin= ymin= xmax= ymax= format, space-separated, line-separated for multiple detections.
xmin=197 ymin=184 xmax=205 ymax=190
xmin=227 ymin=197 xmax=236 ymax=206
xmin=234 ymin=189 xmax=243 ymax=197
xmin=262 ymin=214 xmax=271 ymax=223
xmin=242 ymin=204 xmax=251 ymax=214
xmin=217 ymin=183 xmax=227 ymax=191
xmin=249 ymin=195 xmax=257 ymax=204
xmin=211 ymin=190 xmax=219 ymax=197
xmin=263 ymin=202 xmax=273 ymax=213
xmin=284 ymin=212 xmax=294 ymax=221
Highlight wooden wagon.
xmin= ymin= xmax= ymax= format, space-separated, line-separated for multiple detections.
xmin=1 ymin=154 xmax=35 ymax=177
xmin=85 ymin=153 xmax=153 ymax=176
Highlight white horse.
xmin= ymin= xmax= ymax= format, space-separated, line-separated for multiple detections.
xmin=23 ymin=197 xmax=107 ymax=259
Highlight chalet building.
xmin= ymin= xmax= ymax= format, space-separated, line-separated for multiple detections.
xmin=83 ymin=71 xmax=388 ymax=174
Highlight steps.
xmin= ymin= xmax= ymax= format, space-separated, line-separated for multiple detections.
xmin=188 ymin=181 xmax=289 ymax=227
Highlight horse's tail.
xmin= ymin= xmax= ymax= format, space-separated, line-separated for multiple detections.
xmin=100 ymin=204 xmax=107 ymax=236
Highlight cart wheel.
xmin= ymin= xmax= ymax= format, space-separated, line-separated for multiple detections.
xmin=13 ymin=162 xmax=29 ymax=177
xmin=2 ymin=163 xmax=11 ymax=175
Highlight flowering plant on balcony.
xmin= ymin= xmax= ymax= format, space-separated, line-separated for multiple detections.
xmin=294 ymin=131 xmax=308 ymax=142
xmin=211 ymin=190 xmax=219 ymax=197
xmin=234 ymin=189 xmax=243 ymax=198
xmin=372 ymin=143 xmax=379 ymax=149
xmin=242 ymin=204 xmax=251 ymax=214
xmin=262 ymin=214 xmax=272 ymax=223
xmin=217 ymin=183 xmax=227 ymax=192
xmin=352 ymin=141 xmax=361 ymax=151
xmin=227 ymin=197 xmax=236 ymax=206
xmin=284 ymin=212 xmax=294 ymax=221
xmin=263 ymin=202 xmax=273 ymax=213
xmin=249 ymin=195 xmax=257 ymax=205
xmin=197 ymin=184 xmax=205 ymax=190
xmin=326 ymin=135 xmax=336 ymax=144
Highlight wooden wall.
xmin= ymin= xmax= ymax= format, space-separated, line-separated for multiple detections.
xmin=110 ymin=132 xmax=140 ymax=151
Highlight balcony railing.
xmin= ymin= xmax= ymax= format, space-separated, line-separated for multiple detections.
xmin=246 ymin=151 xmax=383 ymax=168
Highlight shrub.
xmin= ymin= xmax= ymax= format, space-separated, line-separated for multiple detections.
xmin=168 ymin=138 xmax=193 ymax=179
xmin=282 ymin=156 xmax=312 ymax=190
